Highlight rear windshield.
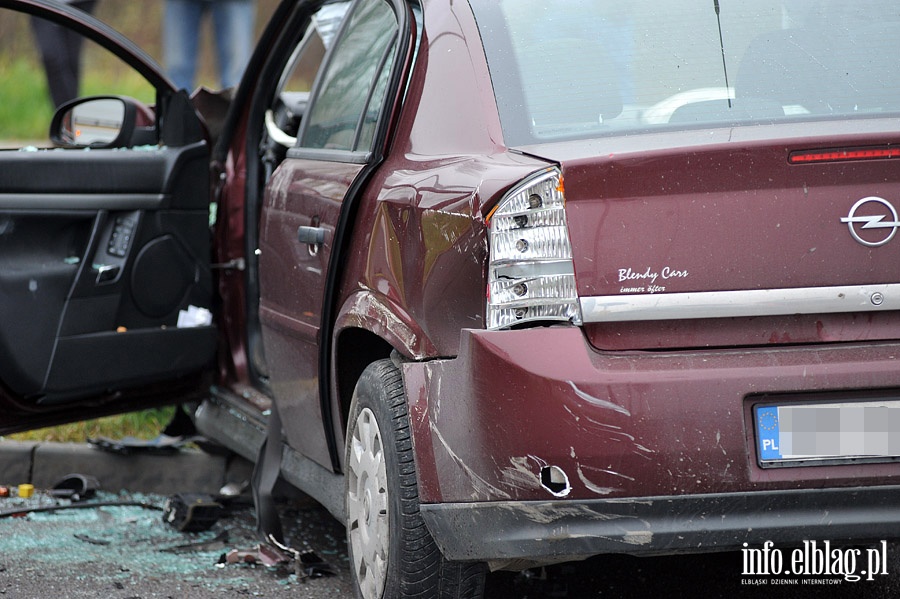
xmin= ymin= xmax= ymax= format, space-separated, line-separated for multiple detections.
xmin=468 ymin=0 xmax=900 ymax=146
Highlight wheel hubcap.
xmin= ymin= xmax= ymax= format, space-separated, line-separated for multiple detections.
xmin=348 ymin=407 xmax=389 ymax=599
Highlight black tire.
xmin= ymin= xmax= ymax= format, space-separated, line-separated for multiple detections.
xmin=345 ymin=358 xmax=486 ymax=599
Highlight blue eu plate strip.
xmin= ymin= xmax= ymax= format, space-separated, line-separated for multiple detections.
xmin=756 ymin=406 xmax=782 ymax=461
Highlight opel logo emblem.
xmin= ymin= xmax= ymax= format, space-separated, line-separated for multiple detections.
xmin=840 ymin=196 xmax=900 ymax=247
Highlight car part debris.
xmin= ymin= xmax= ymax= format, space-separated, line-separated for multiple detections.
xmin=161 ymin=530 xmax=230 ymax=553
xmin=162 ymin=493 xmax=223 ymax=532
xmin=218 ymin=480 xmax=250 ymax=497
xmin=50 ymin=473 xmax=100 ymax=502
xmin=0 ymin=500 xmax=162 ymax=519
xmin=222 ymin=543 xmax=291 ymax=568
xmin=251 ymin=402 xmax=285 ymax=543
xmin=268 ymin=535 xmax=337 ymax=579
xmin=88 ymin=434 xmax=200 ymax=455
xmin=218 ymin=537 xmax=336 ymax=580
xmin=295 ymin=550 xmax=337 ymax=579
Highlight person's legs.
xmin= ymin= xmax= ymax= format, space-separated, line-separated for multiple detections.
xmin=61 ymin=1 xmax=97 ymax=100
xmin=30 ymin=17 xmax=78 ymax=107
xmin=211 ymin=0 xmax=255 ymax=89
xmin=29 ymin=0 xmax=97 ymax=107
xmin=164 ymin=0 xmax=206 ymax=91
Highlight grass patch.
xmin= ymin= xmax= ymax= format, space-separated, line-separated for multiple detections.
xmin=8 ymin=406 xmax=177 ymax=443
xmin=0 ymin=52 xmax=156 ymax=143
xmin=0 ymin=56 xmax=55 ymax=140
xmin=0 ymin=0 xmax=287 ymax=143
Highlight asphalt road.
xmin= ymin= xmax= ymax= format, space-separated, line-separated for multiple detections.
xmin=0 ymin=493 xmax=353 ymax=598
xmin=1 ymin=489 xmax=899 ymax=598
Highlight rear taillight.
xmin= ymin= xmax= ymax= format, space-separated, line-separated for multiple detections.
xmin=486 ymin=167 xmax=582 ymax=329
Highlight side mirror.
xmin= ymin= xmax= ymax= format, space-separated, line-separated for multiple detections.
xmin=49 ymin=96 xmax=148 ymax=148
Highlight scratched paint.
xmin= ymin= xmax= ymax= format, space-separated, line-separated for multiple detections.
xmin=576 ymin=465 xmax=619 ymax=496
xmin=566 ymin=381 xmax=631 ymax=416
xmin=430 ymin=422 xmax=512 ymax=500
xmin=499 ymin=455 xmax=543 ymax=492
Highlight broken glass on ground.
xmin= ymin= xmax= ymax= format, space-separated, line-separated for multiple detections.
xmin=0 ymin=489 xmax=351 ymax=598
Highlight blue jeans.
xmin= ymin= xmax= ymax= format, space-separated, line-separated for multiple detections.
xmin=163 ymin=0 xmax=255 ymax=91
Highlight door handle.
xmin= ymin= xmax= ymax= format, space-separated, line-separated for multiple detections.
xmin=94 ymin=264 xmax=121 ymax=284
xmin=297 ymin=226 xmax=326 ymax=245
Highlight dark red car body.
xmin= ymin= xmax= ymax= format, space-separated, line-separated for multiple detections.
xmin=3 ymin=0 xmax=900 ymax=594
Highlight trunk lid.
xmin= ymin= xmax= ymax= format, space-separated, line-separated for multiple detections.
xmin=520 ymin=119 xmax=900 ymax=350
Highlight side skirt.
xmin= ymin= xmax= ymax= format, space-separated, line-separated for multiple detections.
xmin=195 ymin=391 xmax=345 ymax=521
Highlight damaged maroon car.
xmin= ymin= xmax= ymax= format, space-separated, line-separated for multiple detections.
xmin=3 ymin=0 xmax=900 ymax=597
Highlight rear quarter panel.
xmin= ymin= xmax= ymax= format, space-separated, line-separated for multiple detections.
xmin=334 ymin=0 xmax=548 ymax=359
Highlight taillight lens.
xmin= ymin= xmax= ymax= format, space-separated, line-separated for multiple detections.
xmin=486 ymin=167 xmax=582 ymax=329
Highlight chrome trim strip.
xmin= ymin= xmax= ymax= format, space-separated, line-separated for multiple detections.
xmin=580 ymin=284 xmax=900 ymax=322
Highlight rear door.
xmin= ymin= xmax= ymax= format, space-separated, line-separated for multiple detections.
xmin=258 ymin=0 xmax=403 ymax=469
xmin=0 ymin=1 xmax=214 ymax=427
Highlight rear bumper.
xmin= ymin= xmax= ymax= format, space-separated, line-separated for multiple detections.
xmin=402 ymin=327 xmax=900 ymax=561
xmin=420 ymin=486 xmax=900 ymax=563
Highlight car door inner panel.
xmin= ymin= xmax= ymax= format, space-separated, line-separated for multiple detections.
xmin=0 ymin=143 xmax=214 ymax=403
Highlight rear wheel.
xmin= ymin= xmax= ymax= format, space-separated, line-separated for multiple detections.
xmin=345 ymin=359 xmax=486 ymax=599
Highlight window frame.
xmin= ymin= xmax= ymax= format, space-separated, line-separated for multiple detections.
xmin=288 ymin=0 xmax=401 ymax=165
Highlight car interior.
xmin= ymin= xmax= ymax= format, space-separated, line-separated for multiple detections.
xmin=0 ymin=7 xmax=215 ymax=405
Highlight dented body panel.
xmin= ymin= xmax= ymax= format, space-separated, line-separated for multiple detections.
xmin=405 ymin=328 xmax=900 ymax=503
xmin=403 ymin=327 xmax=900 ymax=559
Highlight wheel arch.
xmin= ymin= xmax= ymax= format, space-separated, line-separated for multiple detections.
xmin=334 ymin=326 xmax=394 ymax=458
xmin=331 ymin=289 xmax=434 ymax=468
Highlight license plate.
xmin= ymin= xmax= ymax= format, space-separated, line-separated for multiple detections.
xmin=754 ymin=400 xmax=900 ymax=467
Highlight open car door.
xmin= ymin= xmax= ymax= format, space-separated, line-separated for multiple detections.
xmin=0 ymin=0 xmax=214 ymax=431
